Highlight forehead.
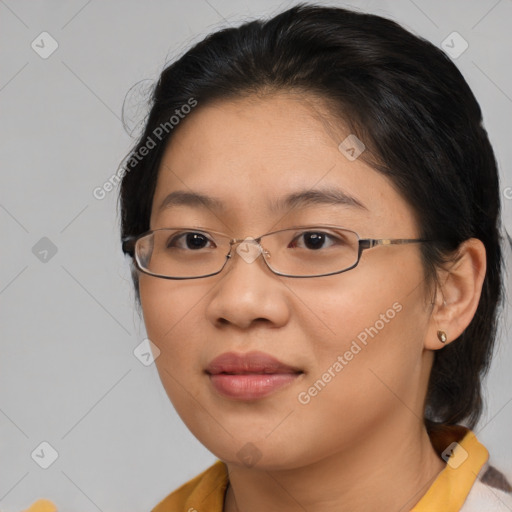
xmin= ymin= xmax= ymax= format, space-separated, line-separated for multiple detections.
xmin=150 ymin=92 xmax=416 ymax=234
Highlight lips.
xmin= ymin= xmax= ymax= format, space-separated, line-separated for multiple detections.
xmin=206 ymin=351 xmax=302 ymax=375
xmin=205 ymin=351 xmax=303 ymax=400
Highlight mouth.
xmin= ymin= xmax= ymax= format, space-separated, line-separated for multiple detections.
xmin=205 ymin=351 xmax=304 ymax=400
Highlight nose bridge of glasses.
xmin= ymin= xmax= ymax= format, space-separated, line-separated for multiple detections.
xmin=229 ymin=237 xmax=270 ymax=265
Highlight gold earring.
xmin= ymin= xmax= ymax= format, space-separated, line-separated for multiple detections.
xmin=437 ymin=330 xmax=447 ymax=344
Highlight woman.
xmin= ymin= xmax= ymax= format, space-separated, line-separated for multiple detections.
xmin=119 ymin=3 xmax=509 ymax=511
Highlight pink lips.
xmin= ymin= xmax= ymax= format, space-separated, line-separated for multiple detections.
xmin=205 ymin=351 xmax=303 ymax=400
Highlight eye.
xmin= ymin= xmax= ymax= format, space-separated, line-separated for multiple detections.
xmin=289 ymin=231 xmax=340 ymax=250
xmin=166 ymin=231 xmax=216 ymax=250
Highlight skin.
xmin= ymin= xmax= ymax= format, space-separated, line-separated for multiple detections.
xmin=138 ymin=92 xmax=486 ymax=511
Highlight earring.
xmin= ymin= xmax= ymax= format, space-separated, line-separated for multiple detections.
xmin=437 ymin=330 xmax=448 ymax=344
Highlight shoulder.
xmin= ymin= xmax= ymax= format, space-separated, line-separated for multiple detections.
xmin=152 ymin=460 xmax=229 ymax=512
xmin=461 ymin=467 xmax=512 ymax=511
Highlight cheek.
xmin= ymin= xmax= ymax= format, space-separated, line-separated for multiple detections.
xmin=294 ymin=257 xmax=430 ymax=401
xmin=283 ymin=288 xmax=429 ymax=460
xmin=140 ymin=275 xmax=204 ymax=337
xmin=290 ymin=256 xmax=427 ymax=352
xmin=139 ymin=277 xmax=211 ymax=428
xmin=139 ymin=276 xmax=205 ymax=372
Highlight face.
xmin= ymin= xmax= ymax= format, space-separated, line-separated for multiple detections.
xmin=139 ymin=92 xmax=435 ymax=470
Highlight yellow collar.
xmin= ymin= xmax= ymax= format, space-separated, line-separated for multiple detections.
xmin=412 ymin=428 xmax=488 ymax=511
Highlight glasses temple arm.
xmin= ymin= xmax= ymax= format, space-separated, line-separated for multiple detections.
xmin=360 ymin=238 xmax=429 ymax=249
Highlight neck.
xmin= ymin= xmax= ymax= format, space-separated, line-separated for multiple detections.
xmin=224 ymin=417 xmax=446 ymax=512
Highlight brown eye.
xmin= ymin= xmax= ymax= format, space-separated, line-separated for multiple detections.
xmin=166 ymin=232 xmax=216 ymax=250
xmin=290 ymin=231 xmax=338 ymax=250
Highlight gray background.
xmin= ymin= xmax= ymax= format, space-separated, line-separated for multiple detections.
xmin=1 ymin=0 xmax=511 ymax=510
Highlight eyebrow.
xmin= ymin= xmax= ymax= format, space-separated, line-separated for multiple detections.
xmin=158 ymin=190 xmax=225 ymax=212
xmin=271 ymin=188 xmax=367 ymax=212
xmin=157 ymin=187 xmax=367 ymax=213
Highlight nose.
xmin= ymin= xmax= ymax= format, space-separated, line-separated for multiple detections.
xmin=204 ymin=239 xmax=291 ymax=330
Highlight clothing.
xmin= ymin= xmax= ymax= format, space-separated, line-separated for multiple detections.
xmin=20 ymin=500 xmax=57 ymax=512
xmin=151 ymin=427 xmax=512 ymax=512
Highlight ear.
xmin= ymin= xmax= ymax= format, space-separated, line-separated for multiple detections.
xmin=424 ymin=238 xmax=486 ymax=350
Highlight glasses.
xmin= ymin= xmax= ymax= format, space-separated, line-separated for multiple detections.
xmin=122 ymin=225 xmax=428 ymax=279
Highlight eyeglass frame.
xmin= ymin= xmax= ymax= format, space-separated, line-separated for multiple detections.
xmin=122 ymin=224 xmax=430 ymax=280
